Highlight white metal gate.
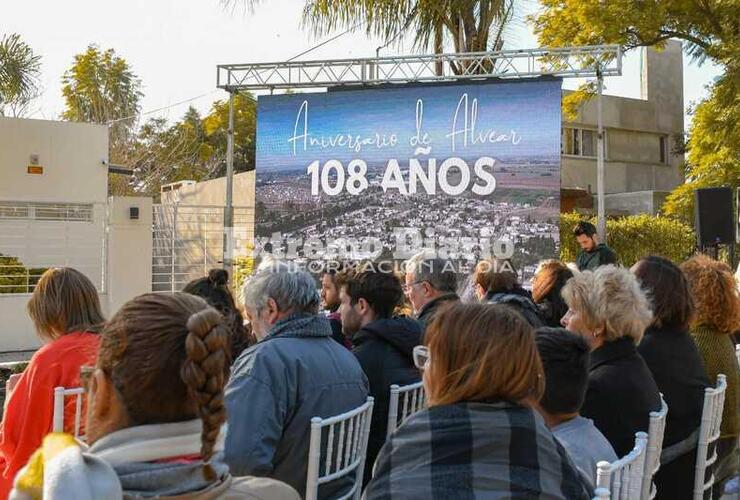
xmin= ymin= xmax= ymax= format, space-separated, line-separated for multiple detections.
xmin=0 ymin=201 xmax=107 ymax=294
xmin=152 ymin=204 xmax=253 ymax=292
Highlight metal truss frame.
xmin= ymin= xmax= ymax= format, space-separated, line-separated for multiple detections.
xmin=216 ymin=44 xmax=623 ymax=271
xmin=217 ymin=45 xmax=622 ymax=91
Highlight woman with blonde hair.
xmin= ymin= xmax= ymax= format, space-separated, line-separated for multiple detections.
xmin=680 ymin=255 xmax=740 ymax=493
xmin=561 ymin=265 xmax=661 ymax=457
xmin=0 ymin=268 xmax=104 ymax=497
xmin=365 ymin=303 xmax=590 ymax=499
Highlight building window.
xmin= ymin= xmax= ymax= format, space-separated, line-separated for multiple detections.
xmin=562 ymin=127 xmax=601 ymax=158
xmin=659 ymin=135 xmax=669 ymax=164
xmin=0 ymin=202 xmax=93 ymax=222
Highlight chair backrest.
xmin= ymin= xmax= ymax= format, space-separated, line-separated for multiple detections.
xmin=592 ymin=488 xmax=611 ymax=500
xmin=641 ymin=394 xmax=669 ymax=499
xmin=52 ymin=386 xmax=86 ymax=438
xmin=386 ymin=381 xmax=425 ymax=438
xmin=595 ymin=432 xmax=648 ymax=500
xmin=305 ymin=397 xmax=374 ymax=500
xmin=693 ymin=374 xmax=728 ymax=500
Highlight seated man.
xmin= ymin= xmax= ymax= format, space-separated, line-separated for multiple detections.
xmin=224 ymin=262 xmax=369 ymax=498
xmin=403 ymin=253 xmax=459 ymax=330
xmin=320 ymin=263 xmax=351 ymax=348
xmin=534 ymin=327 xmax=618 ymax=484
xmin=338 ymin=266 xmax=422 ymax=483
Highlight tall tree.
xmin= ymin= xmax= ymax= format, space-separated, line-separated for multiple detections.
xmin=230 ymin=1 xmax=516 ymax=73
xmin=125 ymin=95 xmax=257 ymax=200
xmin=202 ymin=92 xmax=257 ymax=175
xmin=0 ymin=33 xmax=41 ymax=117
xmin=532 ymin=0 xmax=739 ymax=223
xmin=61 ymin=45 xmax=142 ymax=145
xmin=61 ymin=45 xmax=143 ymax=195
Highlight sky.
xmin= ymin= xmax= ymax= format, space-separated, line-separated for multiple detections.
xmin=2 ymin=0 xmax=723 ymax=128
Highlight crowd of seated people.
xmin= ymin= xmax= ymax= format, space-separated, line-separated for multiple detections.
xmin=1 ymin=243 xmax=739 ymax=499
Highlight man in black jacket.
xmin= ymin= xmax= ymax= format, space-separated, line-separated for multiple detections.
xmin=339 ymin=267 xmax=423 ymax=484
xmin=403 ymin=254 xmax=459 ymax=330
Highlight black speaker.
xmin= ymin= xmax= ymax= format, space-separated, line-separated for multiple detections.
xmin=694 ymin=187 xmax=734 ymax=246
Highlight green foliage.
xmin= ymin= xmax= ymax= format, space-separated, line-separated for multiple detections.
xmin=230 ymin=1 xmax=516 ymax=74
xmin=302 ymin=1 xmax=515 ymax=56
xmin=559 ymin=212 xmax=695 ymax=267
xmin=61 ymin=45 xmax=143 ymax=143
xmin=123 ymin=94 xmax=257 ymax=199
xmin=533 ymin=1 xmax=740 ymax=226
xmin=0 ymin=255 xmax=47 ymax=294
xmin=663 ymin=73 xmax=740 ymax=223
xmin=202 ymin=93 xmax=257 ymax=176
xmin=232 ymin=255 xmax=256 ymax=304
xmin=0 ymin=254 xmax=27 ymax=293
xmin=0 ymin=33 xmax=41 ymax=117
xmin=61 ymin=45 xmax=143 ymax=196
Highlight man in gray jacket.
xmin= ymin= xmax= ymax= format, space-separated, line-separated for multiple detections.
xmin=224 ymin=262 xmax=369 ymax=498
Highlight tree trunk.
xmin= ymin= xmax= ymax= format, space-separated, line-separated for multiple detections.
xmin=434 ymin=22 xmax=444 ymax=76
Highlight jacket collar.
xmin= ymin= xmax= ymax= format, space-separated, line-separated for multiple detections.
xmin=88 ymin=420 xmax=225 ymax=465
xmin=589 ymin=336 xmax=636 ymax=371
xmin=264 ymin=313 xmax=331 ymax=341
xmin=418 ymin=293 xmax=459 ymax=319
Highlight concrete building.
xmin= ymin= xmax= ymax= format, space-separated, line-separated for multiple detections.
xmin=561 ymin=41 xmax=685 ymax=214
xmin=0 ymin=116 xmax=152 ymax=353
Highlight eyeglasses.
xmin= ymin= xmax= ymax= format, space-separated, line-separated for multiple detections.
xmin=412 ymin=345 xmax=430 ymax=370
xmin=402 ymin=281 xmax=425 ymax=293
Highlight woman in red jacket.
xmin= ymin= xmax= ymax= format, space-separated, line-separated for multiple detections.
xmin=0 ymin=267 xmax=103 ymax=497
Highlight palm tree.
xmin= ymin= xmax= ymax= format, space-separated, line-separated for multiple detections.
xmin=228 ymin=1 xmax=517 ymax=74
xmin=0 ymin=33 xmax=41 ymax=117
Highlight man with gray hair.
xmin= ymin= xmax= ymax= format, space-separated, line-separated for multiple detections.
xmin=224 ymin=261 xmax=368 ymax=498
xmin=404 ymin=253 xmax=460 ymax=330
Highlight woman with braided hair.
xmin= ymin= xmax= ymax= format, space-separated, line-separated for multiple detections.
xmin=9 ymin=293 xmax=299 ymax=500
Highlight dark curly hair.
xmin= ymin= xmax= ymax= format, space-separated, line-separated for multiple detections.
xmin=183 ymin=269 xmax=255 ymax=359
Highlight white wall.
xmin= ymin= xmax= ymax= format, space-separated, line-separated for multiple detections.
xmin=0 ymin=117 xmax=111 ymax=353
xmin=0 ymin=295 xmax=42 ymax=352
xmin=0 ymin=116 xmax=108 ymax=203
xmin=107 ymin=196 xmax=153 ymax=315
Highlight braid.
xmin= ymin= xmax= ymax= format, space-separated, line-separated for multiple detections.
xmin=182 ymin=308 xmax=230 ymax=479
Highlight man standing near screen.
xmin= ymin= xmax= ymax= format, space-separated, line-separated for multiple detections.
xmin=573 ymin=221 xmax=618 ymax=271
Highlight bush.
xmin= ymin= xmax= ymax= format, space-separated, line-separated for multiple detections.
xmin=560 ymin=213 xmax=696 ymax=267
xmin=0 ymin=255 xmax=30 ymax=293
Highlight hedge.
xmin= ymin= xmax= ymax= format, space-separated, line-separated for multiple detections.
xmin=559 ymin=213 xmax=696 ymax=267
xmin=0 ymin=254 xmax=48 ymax=294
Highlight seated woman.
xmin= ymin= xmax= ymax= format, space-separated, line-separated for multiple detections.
xmin=10 ymin=293 xmax=299 ymax=499
xmin=561 ymin=265 xmax=661 ymax=457
xmin=0 ymin=268 xmax=103 ymax=498
xmin=680 ymin=255 xmax=740 ymax=494
xmin=183 ymin=268 xmax=255 ymax=359
xmin=532 ymin=260 xmax=574 ymax=328
xmin=365 ymin=303 xmax=591 ymax=499
xmin=633 ymin=256 xmax=710 ymax=500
